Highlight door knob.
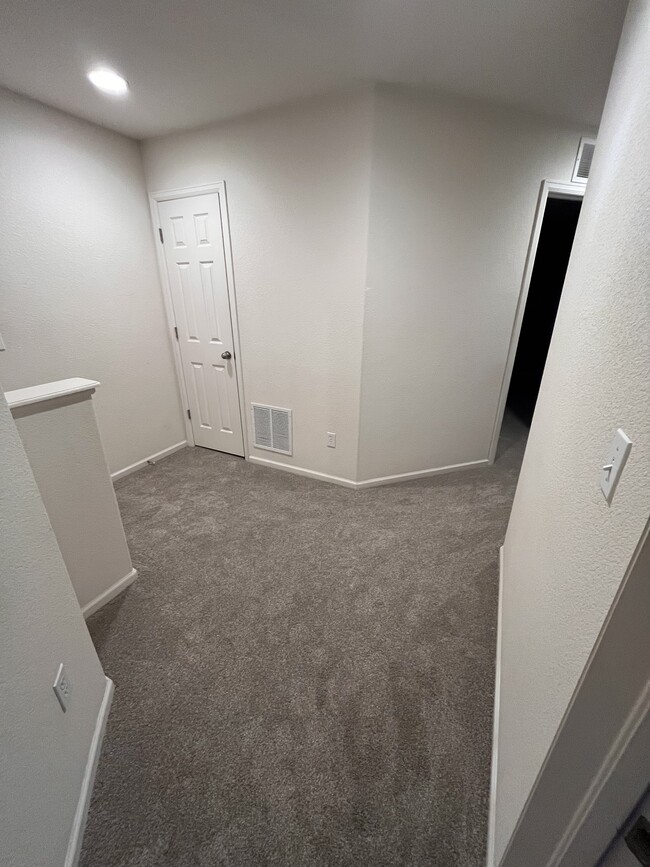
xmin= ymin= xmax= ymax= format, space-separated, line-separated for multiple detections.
xmin=221 ymin=351 xmax=232 ymax=360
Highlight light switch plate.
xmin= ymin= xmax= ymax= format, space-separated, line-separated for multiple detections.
xmin=600 ymin=429 xmax=632 ymax=503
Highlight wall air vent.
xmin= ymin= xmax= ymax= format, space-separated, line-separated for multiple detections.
xmin=572 ymin=137 xmax=596 ymax=184
xmin=251 ymin=404 xmax=293 ymax=455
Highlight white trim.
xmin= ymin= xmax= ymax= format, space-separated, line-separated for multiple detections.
xmin=488 ymin=180 xmax=585 ymax=463
xmin=149 ymin=191 xmax=194 ymax=447
xmin=64 ymin=676 xmax=114 ymax=867
xmin=247 ymin=455 xmax=358 ymax=489
xmin=486 ymin=545 xmax=505 ymax=867
xmin=548 ymin=685 xmax=650 ymax=867
xmin=111 ymin=441 xmax=187 ymax=481
xmin=5 ymin=378 xmax=100 ymax=410
xmin=149 ymin=182 xmax=249 ymax=459
xmin=150 ymin=181 xmax=234 ymax=202
xmin=82 ymin=567 xmax=137 ymax=618
xmin=356 ymin=459 xmax=488 ymax=489
xmin=248 ymin=455 xmax=488 ymax=489
xmin=218 ymin=184 xmax=250 ymax=458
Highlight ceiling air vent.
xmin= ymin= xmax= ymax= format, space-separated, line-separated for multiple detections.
xmin=572 ymin=137 xmax=596 ymax=184
xmin=251 ymin=404 xmax=293 ymax=455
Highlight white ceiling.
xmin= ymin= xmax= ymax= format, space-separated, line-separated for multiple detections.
xmin=0 ymin=0 xmax=627 ymax=139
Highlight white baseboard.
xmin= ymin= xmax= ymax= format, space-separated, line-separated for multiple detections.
xmin=247 ymin=455 xmax=358 ymax=488
xmin=82 ymin=567 xmax=137 ymax=619
xmin=248 ymin=455 xmax=488 ymax=490
xmin=111 ymin=441 xmax=187 ymax=481
xmin=356 ymin=458 xmax=489 ymax=489
xmin=486 ymin=545 xmax=505 ymax=867
xmin=65 ymin=676 xmax=114 ymax=867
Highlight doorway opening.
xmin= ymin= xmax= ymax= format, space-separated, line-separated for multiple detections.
xmin=506 ymin=196 xmax=582 ymax=426
xmin=490 ymin=181 xmax=584 ymax=457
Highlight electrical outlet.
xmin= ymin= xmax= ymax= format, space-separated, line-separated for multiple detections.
xmin=327 ymin=432 xmax=336 ymax=448
xmin=53 ymin=664 xmax=72 ymax=712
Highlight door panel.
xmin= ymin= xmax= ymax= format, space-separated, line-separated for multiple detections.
xmin=158 ymin=192 xmax=244 ymax=455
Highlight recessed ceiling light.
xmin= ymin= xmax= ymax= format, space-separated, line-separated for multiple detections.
xmin=87 ymin=67 xmax=129 ymax=97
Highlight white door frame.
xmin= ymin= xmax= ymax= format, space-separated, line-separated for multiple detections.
xmin=149 ymin=182 xmax=249 ymax=458
xmin=488 ymin=180 xmax=586 ymax=462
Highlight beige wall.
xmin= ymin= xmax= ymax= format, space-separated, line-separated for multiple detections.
xmin=493 ymin=0 xmax=650 ymax=860
xmin=358 ymin=83 xmax=593 ymax=481
xmin=500 ymin=522 xmax=650 ymax=866
xmin=0 ymin=87 xmax=185 ymax=475
xmin=143 ymin=84 xmax=597 ymax=485
xmin=11 ymin=388 xmax=134 ymax=613
xmin=0 ymin=387 xmax=108 ymax=866
xmin=0 ymin=79 xmax=602 ymax=488
xmin=143 ymin=89 xmax=373 ymax=482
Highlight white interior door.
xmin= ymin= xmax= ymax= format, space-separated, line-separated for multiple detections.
xmin=158 ymin=192 xmax=244 ymax=456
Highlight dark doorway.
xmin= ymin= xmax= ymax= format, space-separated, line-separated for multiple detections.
xmin=505 ymin=196 xmax=582 ymax=426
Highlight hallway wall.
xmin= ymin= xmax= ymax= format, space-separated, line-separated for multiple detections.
xmin=0 ymin=385 xmax=108 ymax=866
xmin=144 ymin=83 xmax=594 ymax=485
xmin=0 ymin=87 xmax=185 ymax=475
xmin=358 ymin=84 xmax=592 ymax=481
xmin=494 ymin=0 xmax=650 ymax=860
xmin=143 ymin=89 xmax=373 ymax=483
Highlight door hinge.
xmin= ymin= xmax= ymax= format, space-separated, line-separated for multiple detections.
xmin=187 ymin=409 xmax=191 ymax=420
xmin=158 ymin=227 xmax=164 ymax=243
xmin=174 ymin=326 xmax=178 ymax=340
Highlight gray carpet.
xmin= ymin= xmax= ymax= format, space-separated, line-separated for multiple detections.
xmin=81 ymin=415 xmax=527 ymax=867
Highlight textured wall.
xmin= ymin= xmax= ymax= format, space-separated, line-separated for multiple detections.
xmin=494 ymin=0 xmax=650 ymax=860
xmin=358 ymin=84 xmax=593 ymax=481
xmin=0 ymin=87 xmax=185 ymax=474
xmin=0 ymin=387 xmax=107 ymax=866
xmin=143 ymin=85 xmax=596 ymax=484
xmin=500 ymin=521 xmax=650 ymax=866
xmin=143 ymin=89 xmax=373 ymax=482
xmin=12 ymin=390 xmax=134 ymax=611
